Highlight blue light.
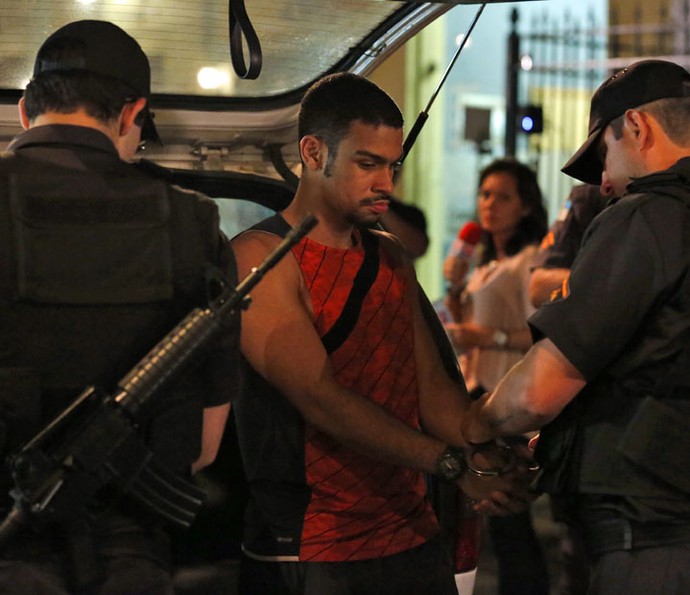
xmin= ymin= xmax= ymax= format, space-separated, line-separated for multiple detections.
xmin=521 ymin=116 xmax=535 ymax=132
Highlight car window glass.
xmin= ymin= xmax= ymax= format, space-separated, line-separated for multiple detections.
xmin=0 ymin=0 xmax=399 ymax=98
xmin=214 ymin=198 xmax=274 ymax=239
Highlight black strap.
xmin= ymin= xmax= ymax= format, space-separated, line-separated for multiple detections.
xmin=249 ymin=212 xmax=292 ymax=236
xmin=228 ymin=0 xmax=262 ymax=80
xmin=320 ymin=231 xmax=379 ymax=354
xmin=250 ymin=214 xmax=380 ymax=354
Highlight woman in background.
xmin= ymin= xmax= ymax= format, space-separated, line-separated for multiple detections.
xmin=445 ymin=158 xmax=549 ymax=595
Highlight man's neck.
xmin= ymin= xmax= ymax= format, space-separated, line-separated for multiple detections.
xmin=30 ymin=111 xmax=117 ymax=144
xmin=282 ymin=187 xmax=356 ymax=249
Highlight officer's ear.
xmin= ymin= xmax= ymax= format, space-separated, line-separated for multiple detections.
xmin=18 ymin=97 xmax=30 ymax=131
xmin=119 ymin=97 xmax=148 ymax=138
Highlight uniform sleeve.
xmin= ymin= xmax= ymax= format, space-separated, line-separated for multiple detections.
xmin=529 ymin=197 xmax=671 ymax=381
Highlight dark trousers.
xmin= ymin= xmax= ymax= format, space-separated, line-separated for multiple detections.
xmin=0 ymin=555 xmax=173 ymax=595
xmin=488 ymin=509 xmax=550 ymax=595
xmin=588 ymin=543 xmax=690 ymax=595
xmin=238 ymin=535 xmax=458 ymax=595
xmin=0 ymin=513 xmax=173 ymax=595
xmin=555 ymin=523 xmax=589 ymax=595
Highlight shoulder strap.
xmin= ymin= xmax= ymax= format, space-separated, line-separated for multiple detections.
xmin=320 ymin=230 xmax=379 ymax=354
xmin=250 ymin=215 xmax=380 ymax=354
xmin=250 ymin=212 xmax=292 ymax=236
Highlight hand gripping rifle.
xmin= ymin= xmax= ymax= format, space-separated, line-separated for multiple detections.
xmin=0 ymin=214 xmax=318 ymax=549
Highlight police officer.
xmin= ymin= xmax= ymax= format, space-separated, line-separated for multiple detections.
xmin=462 ymin=59 xmax=690 ymax=594
xmin=0 ymin=20 xmax=239 ymax=594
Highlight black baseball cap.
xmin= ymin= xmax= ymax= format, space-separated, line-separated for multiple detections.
xmin=33 ymin=20 xmax=161 ymax=144
xmin=562 ymin=59 xmax=690 ymax=185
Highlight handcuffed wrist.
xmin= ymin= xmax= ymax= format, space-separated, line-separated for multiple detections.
xmin=466 ymin=441 xmax=516 ymax=477
xmin=435 ymin=441 xmax=519 ymax=482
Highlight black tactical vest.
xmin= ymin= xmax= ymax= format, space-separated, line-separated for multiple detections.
xmin=0 ymin=151 xmax=216 ymax=493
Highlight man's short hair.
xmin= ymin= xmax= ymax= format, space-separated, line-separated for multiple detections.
xmin=642 ymin=96 xmax=690 ymax=146
xmin=298 ymin=73 xmax=403 ymax=167
xmin=24 ymin=70 xmax=143 ymax=125
xmin=608 ymin=96 xmax=690 ymax=146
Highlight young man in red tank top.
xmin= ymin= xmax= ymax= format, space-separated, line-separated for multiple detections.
xmin=231 ymin=72 xmax=536 ymax=595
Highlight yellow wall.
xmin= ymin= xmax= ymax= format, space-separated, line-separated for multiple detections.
xmin=609 ymin=0 xmax=674 ymax=56
xmin=370 ymin=21 xmax=447 ymax=297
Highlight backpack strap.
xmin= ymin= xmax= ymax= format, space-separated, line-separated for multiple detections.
xmin=320 ymin=230 xmax=379 ymax=354
xmin=249 ymin=212 xmax=293 ymax=236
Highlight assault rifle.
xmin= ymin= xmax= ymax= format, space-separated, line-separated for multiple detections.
xmin=0 ymin=214 xmax=318 ymax=548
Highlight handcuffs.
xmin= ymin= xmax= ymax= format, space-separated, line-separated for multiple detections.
xmin=436 ymin=441 xmax=540 ymax=482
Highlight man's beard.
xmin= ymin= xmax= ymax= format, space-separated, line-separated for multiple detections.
xmin=344 ymin=210 xmax=381 ymax=227
xmin=343 ymin=197 xmax=386 ymax=227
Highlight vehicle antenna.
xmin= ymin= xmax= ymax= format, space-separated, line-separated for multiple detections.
xmin=401 ymin=3 xmax=487 ymax=163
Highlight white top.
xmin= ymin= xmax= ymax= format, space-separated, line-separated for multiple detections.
xmin=460 ymin=244 xmax=538 ymax=393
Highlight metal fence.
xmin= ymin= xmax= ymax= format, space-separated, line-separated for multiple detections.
xmin=513 ymin=0 xmax=690 ymax=213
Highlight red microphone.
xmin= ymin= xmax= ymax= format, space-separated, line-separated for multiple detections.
xmin=445 ymin=222 xmax=482 ymax=295
xmin=448 ymin=221 xmax=482 ymax=260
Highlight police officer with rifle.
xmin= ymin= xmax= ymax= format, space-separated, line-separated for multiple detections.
xmin=0 ymin=19 xmax=258 ymax=594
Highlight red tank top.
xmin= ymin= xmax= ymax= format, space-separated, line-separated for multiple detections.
xmin=294 ymin=231 xmax=438 ymax=561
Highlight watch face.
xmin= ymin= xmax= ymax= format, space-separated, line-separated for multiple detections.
xmin=438 ymin=448 xmax=466 ymax=481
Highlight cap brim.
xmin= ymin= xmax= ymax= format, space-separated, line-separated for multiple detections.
xmin=141 ymin=105 xmax=162 ymax=145
xmin=561 ymin=127 xmax=604 ymax=186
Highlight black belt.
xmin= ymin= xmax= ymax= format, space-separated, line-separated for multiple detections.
xmin=584 ymin=518 xmax=690 ymax=557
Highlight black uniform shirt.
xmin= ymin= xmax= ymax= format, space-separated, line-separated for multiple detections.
xmin=529 ymin=157 xmax=690 ymax=523
xmin=530 ymin=165 xmax=690 ymax=385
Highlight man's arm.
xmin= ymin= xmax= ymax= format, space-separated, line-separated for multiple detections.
xmin=192 ymin=403 xmax=231 ymax=474
xmin=232 ymin=230 xmax=447 ymax=474
xmin=232 ymin=230 xmax=533 ymax=512
xmin=410 ymin=276 xmax=472 ymax=444
xmin=462 ymin=338 xmax=586 ymax=444
xmin=528 ymin=267 xmax=570 ymax=307
xmin=393 ymin=240 xmax=538 ymax=510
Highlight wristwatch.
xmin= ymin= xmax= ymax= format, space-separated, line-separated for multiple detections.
xmin=492 ymin=329 xmax=509 ymax=348
xmin=435 ymin=446 xmax=467 ymax=482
